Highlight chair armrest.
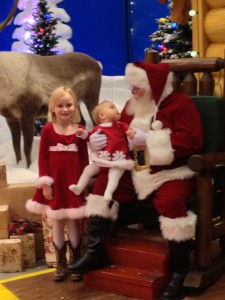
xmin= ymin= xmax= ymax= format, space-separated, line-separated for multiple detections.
xmin=188 ymin=152 xmax=225 ymax=171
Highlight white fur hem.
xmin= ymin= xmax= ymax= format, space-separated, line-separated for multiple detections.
xmin=91 ymin=153 xmax=134 ymax=170
xmin=26 ymin=199 xmax=85 ymax=219
xmin=146 ymin=129 xmax=174 ymax=165
xmin=84 ymin=193 xmax=119 ymax=221
xmin=132 ymin=165 xmax=196 ymax=200
xmin=159 ymin=211 xmax=197 ymax=241
xmin=35 ymin=176 xmax=54 ymax=189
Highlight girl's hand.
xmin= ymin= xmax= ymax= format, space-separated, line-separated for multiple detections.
xmin=43 ymin=185 xmax=53 ymax=200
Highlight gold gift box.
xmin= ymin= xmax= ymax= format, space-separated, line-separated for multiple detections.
xmin=10 ymin=233 xmax=36 ymax=268
xmin=0 ymin=204 xmax=9 ymax=239
xmin=42 ymin=216 xmax=70 ymax=267
xmin=0 ymin=239 xmax=22 ymax=272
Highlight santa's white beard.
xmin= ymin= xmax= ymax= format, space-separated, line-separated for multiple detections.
xmin=127 ymin=92 xmax=156 ymax=132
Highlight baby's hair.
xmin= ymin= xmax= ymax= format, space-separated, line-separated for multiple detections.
xmin=48 ymin=86 xmax=81 ymax=123
xmin=91 ymin=100 xmax=113 ymax=124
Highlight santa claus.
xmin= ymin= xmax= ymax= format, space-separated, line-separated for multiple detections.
xmin=67 ymin=61 xmax=203 ymax=300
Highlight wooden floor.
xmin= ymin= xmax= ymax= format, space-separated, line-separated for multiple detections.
xmin=1 ymin=267 xmax=225 ymax=300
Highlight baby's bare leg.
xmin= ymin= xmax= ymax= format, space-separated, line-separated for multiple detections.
xmin=69 ymin=163 xmax=100 ymax=195
xmin=104 ymin=167 xmax=125 ymax=201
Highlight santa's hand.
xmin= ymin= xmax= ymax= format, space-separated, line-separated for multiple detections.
xmin=89 ymin=129 xmax=107 ymax=151
xmin=128 ymin=127 xmax=147 ymax=147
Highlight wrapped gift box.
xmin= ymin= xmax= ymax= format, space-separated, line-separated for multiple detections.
xmin=0 ymin=163 xmax=7 ymax=188
xmin=42 ymin=216 xmax=70 ymax=267
xmin=8 ymin=217 xmax=45 ymax=261
xmin=10 ymin=233 xmax=36 ymax=268
xmin=0 ymin=205 xmax=9 ymax=239
xmin=0 ymin=239 xmax=22 ymax=272
xmin=42 ymin=216 xmax=88 ymax=267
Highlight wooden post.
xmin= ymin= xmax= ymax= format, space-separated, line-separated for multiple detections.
xmin=144 ymin=51 xmax=160 ymax=64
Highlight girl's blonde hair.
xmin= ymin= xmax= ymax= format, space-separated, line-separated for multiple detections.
xmin=47 ymin=86 xmax=81 ymax=123
xmin=91 ymin=100 xmax=112 ymax=124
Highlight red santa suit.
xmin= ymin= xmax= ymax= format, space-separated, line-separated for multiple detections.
xmin=89 ymin=62 xmax=203 ymax=242
xmin=67 ymin=62 xmax=203 ymax=299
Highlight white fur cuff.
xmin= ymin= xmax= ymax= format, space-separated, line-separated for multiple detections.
xmin=84 ymin=193 xmax=119 ymax=221
xmin=146 ymin=129 xmax=174 ymax=165
xmin=159 ymin=211 xmax=197 ymax=242
xmin=35 ymin=176 xmax=54 ymax=189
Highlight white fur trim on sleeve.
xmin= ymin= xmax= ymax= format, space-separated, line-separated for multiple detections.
xmin=146 ymin=129 xmax=174 ymax=165
xmin=159 ymin=211 xmax=197 ymax=242
xmin=35 ymin=176 xmax=54 ymax=189
xmin=84 ymin=193 xmax=119 ymax=220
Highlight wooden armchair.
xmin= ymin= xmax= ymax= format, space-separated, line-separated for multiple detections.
xmin=84 ymin=54 xmax=225 ymax=299
xmin=118 ymin=53 xmax=225 ymax=288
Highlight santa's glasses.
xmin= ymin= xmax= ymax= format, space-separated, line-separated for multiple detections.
xmin=129 ymin=86 xmax=145 ymax=94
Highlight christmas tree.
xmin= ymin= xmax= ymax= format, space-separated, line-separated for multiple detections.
xmin=146 ymin=0 xmax=192 ymax=59
xmin=12 ymin=0 xmax=74 ymax=54
xmin=29 ymin=0 xmax=59 ymax=56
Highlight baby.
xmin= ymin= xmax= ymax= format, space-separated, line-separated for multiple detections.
xmin=69 ymin=100 xmax=135 ymax=201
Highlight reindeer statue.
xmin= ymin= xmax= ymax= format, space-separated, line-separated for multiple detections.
xmin=0 ymin=1 xmax=102 ymax=168
xmin=0 ymin=51 xmax=102 ymax=168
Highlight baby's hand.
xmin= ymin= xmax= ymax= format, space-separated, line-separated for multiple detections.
xmin=126 ymin=128 xmax=136 ymax=140
xmin=76 ymin=128 xmax=88 ymax=139
xmin=76 ymin=128 xmax=84 ymax=136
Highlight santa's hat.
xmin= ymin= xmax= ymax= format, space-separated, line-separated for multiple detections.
xmin=125 ymin=61 xmax=171 ymax=104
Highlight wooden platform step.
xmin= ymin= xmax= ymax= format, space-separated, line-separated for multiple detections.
xmin=84 ymin=265 xmax=167 ymax=300
xmin=106 ymin=237 xmax=170 ymax=273
xmin=84 ymin=236 xmax=170 ymax=300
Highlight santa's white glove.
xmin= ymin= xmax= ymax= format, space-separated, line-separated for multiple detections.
xmin=89 ymin=129 xmax=107 ymax=151
xmin=128 ymin=127 xmax=147 ymax=148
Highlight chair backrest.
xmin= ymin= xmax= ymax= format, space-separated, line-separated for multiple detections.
xmin=191 ymin=96 xmax=225 ymax=153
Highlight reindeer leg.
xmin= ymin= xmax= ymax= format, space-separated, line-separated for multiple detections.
xmin=20 ymin=114 xmax=35 ymax=168
xmin=6 ymin=118 xmax=22 ymax=164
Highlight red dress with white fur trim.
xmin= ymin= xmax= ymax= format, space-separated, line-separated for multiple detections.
xmin=90 ymin=121 xmax=134 ymax=170
xmin=26 ymin=123 xmax=89 ymax=220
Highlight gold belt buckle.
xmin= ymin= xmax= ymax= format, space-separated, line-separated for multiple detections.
xmin=133 ymin=145 xmax=150 ymax=171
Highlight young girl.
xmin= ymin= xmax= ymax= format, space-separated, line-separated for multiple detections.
xmin=26 ymin=86 xmax=89 ymax=282
xmin=69 ymin=100 xmax=135 ymax=201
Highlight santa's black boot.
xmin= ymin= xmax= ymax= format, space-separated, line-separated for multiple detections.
xmin=160 ymin=240 xmax=192 ymax=300
xmin=67 ymin=216 xmax=112 ymax=274
xmin=67 ymin=194 xmax=118 ymax=275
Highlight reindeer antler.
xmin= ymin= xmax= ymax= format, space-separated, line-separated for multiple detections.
xmin=0 ymin=0 xmax=19 ymax=32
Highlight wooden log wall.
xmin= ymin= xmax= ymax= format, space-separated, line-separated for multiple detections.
xmin=192 ymin=0 xmax=225 ymax=97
